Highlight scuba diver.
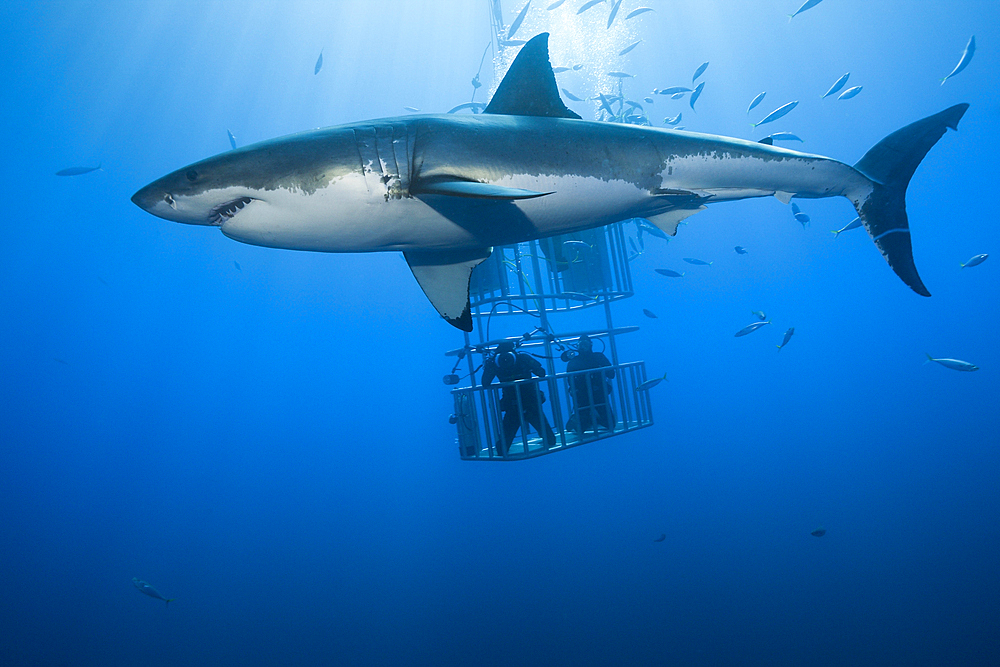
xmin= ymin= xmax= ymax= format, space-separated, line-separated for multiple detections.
xmin=565 ymin=335 xmax=616 ymax=433
xmin=482 ymin=341 xmax=556 ymax=456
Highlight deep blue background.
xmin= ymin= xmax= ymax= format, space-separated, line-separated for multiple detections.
xmin=1 ymin=1 xmax=997 ymax=665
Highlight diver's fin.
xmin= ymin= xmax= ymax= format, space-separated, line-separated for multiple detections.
xmin=404 ymin=248 xmax=492 ymax=331
xmin=643 ymin=206 xmax=706 ymax=237
xmin=484 ymin=33 xmax=582 ymax=119
xmin=850 ymin=103 xmax=969 ymax=297
xmin=412 ymin=180 xmax=552 ymax=200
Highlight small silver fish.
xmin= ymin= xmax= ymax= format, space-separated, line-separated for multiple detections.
xmin=607 ymin=71 xmax=634 ymax=78
xmin=644 ymin=96 xmax=654 ymax=104
xmin=635 ymin=373 xmax=668 ymax=391
xmin=561 ymin=88 xmax=583 ymax=102
xmin=777 ymin=327 xmax=795 ymax=351
xmin=761 ymin=132 xmax=802 ymax=143
xmin=577 ymin=0 xmax=604 ymax=15
xmin=56 ymin=164 xmax=101 ymax=176
xmin=838 ymin=86 xmax=862 ymax=100
xmin=822 ymin=73 xmax=850 ymax=99
xmin=735 ymin=321 xmax=771 ymax=337
xmin=789 ymin=0 xmax=824 ymax=19
xmin=670 ymin=92 xmax=685 ymax=100
xmin=637 ymin=219 xmax=668 ymax=240
xmin=960 ymin=253 xmax=988 ymax=268
xmin=663 ymin=112 xmax=682 ymax=125
xmin=690 ymin=82 xmax=705 ymax=110
xmin=941 ymin=36 xmax=975 ymax=85
xmin=625 ymin=7 xmax=654 ymax=19
xmin=596 ymin=94 xmax=615 ymax=115
xmin=227 ymin=129 xmax=237 ymax=150
xmin=619 ymin=40 xmax=642 ymax=56
xmin=133 ymin=578 xmax=176 ymax=606
xmin=642 ymin=308 xmax=658 ymax=319
xmin=508 ymin=0 xmax=531 ymax=40
xmin=607 ymin=0 xmax=623 ymax=26
xmin=654 ymin=534 xmax=666 ymax=542
xmin=791 ymin=202 xmax=801 ymax=215
xmin=692 ymin=61 xmax=709 ymax=82
xmin=751 ymin=310 xmax=767 ymax=321
xmin=811 ymin=527 xmax=826 ymax=537
xmin=573 ymin=64 xmax=584 ymax=71
xmin=925 ymin=354 xmax=979 ymax=372
xmin=655 ymin=268 xmax=684 ymax=278
xmin=734 ymin=246 xmax=748 ymax=255
xmin=500 ymin=39 xmax=526 ymax=46
xmin=752 ymin=101 xmax=798 ymax=128
xmin=403 ymin=106 xmax=420 ymax=112
xmin=546 ymin=0 xmax=567 ymax=8
xmin=314 ymin=49 xmax=323 ymax=75
xmin=552 ymin=66 xmax=570 ymax=73
xmin=683 ymin=258 xmax=711 ymax=266
xmin=658 ymin=86 xmax=691 ymax=95
xmin=831 ymin=217 xmax=862 ymax=237
xmin=795 ymin=212 xmax=810 ymax=225
xmin=747 ymin=91 xmax=766 ymax=114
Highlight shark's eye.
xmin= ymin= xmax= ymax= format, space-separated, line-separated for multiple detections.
xmin=186 ymin=170 xmax=198 ymax=182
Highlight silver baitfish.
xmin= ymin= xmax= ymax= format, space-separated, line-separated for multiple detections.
xmin=735 ymin=321 xmax=771 ymax=337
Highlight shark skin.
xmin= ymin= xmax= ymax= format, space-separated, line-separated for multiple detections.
xmin=132 ymin=33 xmax=968 ymax=331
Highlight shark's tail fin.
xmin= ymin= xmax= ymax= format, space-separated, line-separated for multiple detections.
xmin=849 ymin=104 xmax=969 ymax=297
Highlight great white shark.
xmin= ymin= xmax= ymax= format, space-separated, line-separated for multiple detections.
xmin=132 ymin=33 xmax=968 ymax=331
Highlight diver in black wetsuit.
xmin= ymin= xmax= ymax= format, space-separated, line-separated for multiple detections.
xmin=482 ymin=341 xmax=556 ymax=455
xmin=566 ymin=335 xmax=616 ymax=433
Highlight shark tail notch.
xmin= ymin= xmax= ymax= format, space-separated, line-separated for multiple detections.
xmin=850 ymin=103 xmax=969 ymax=297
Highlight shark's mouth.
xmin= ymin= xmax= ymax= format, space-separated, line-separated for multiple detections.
xmin=209 ymin=196 xmax=255 ymax=225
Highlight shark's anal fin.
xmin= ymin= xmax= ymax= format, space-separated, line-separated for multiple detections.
xmin=404 ymin=248 xmax=492 ymax=331
xmin=483 ymin=33 xmax=581 ymax=120
xmin=411 ymin=180 xmax=552 ymax=200
xmin=643 ymin=206 xmax=706 ymax=237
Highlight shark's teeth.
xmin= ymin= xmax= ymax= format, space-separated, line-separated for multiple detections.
xmin=209 ymin=196 xmax=254 ymax=225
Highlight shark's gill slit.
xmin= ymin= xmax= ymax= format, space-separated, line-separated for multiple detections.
xmin=209 ymin=196 xmax=254 ymax=225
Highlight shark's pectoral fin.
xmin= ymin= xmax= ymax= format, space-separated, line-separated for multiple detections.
xmin=643 ymin=206 xmax=706 ymax=237
xmin=404 ymin=247 xmax=492 ymax=331
xmin=412 ymin=180 xmax=552 ymax=200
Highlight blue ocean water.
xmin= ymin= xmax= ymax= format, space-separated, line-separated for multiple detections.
xmin=1 ymin=1 xmax=998 ymax=665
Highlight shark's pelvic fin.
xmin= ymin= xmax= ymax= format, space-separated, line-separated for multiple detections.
xmin=643 ymin=206 xmax=706 ymax=237
xmin=851 ymin=103 xmax=969 ymax=297
xmin=484 ymin=33 xmax=581 ymax=120
xmin=411 ymin=181 xmax=552 ymax=200
xmin=404 ymin=248 xmax=492 ymax=331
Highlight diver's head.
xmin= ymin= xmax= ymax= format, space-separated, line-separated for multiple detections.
xmin=495 ymin=341 xmax=517 ymax=370
xmin=578 ymin=335 xmax=593 ymax=353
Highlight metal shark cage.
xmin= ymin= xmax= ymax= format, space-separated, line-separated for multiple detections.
xmin=444 ymin=222 xmax=655 ymax=460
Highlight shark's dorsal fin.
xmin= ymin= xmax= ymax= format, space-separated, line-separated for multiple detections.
xmin=484 ymin=33 xmax=581 ymax=119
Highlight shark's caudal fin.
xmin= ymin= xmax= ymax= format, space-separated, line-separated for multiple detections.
xmin=850 ymin=103 xmax=969 ymax=297
xmin=484 ymin=33 xmax=581 ymax=119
